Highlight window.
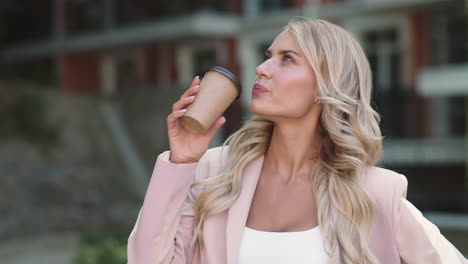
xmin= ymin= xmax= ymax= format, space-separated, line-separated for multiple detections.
xmin=260 ymin=0 xmax=294 ymax=11
xmin=448 ymin=97 xmax=466 ymax=136
xmin=430 ymin=2 xmax=468 ymax=65
xmin=194 ymin=49 xmax=217 ymax=78
xmin=1 ymin=1 xmax=52 ymax=43
xmin=362 ymin=28 xmax=404 ymax=137
xmin=430 ymin=4 xmax=467 ymax=137
xmin=67 ymin=0 xmax=105 ymax=34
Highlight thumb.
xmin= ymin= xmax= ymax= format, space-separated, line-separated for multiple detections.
xmin=206 ymin=116 xmax=226 ymax=137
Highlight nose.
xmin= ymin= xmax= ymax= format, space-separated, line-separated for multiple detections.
xmin=255 ymin=60 xmax=272 ymax=81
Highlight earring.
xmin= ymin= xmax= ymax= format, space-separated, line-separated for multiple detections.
xmin=315 ymin=97 xmax=321 ymax=104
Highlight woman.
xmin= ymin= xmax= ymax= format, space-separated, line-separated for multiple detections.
xmin=127 ymin=18 xmax=467 ymax=264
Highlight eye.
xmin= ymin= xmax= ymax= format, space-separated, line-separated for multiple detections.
xmin=262 ymin=54 xmax=294 ymax=63
xmin=283 ymin=55 xmax=293 ymax=62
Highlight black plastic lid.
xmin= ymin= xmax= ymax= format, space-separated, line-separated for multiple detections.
xmin=205 ymin=66 xmax=242 ymax=100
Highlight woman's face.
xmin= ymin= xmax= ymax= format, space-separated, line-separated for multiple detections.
xmin=249 ymin=30 xmax=319 ymax=122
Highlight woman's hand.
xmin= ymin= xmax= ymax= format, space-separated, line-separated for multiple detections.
xmin=167 ymin=76 xmax=226 ymax=164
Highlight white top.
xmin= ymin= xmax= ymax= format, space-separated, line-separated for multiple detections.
xmin=238 ymin=225 xmax=329 ymax=264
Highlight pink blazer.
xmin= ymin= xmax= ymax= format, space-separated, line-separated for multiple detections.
xmin=127 ymin=146 xmax=467 ymax=264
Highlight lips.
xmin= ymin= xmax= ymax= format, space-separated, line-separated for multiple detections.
xmin=253 ymin=83 xmax=268 ymax=92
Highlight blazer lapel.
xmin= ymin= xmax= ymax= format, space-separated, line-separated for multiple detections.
xmin=226 ymin=154 xmax=265 ymax=264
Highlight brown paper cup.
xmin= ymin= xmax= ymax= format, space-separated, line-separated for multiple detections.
xmin=181 ymin=66 xmax=242 ymax=134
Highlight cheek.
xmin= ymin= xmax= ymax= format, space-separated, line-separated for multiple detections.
xmin=267 ymin=90 xmax=312 ymax=118
xmin=274 ymin=75 xmax=316 ymax=111
xmin=275 ymin=75 xmax=316 ymax=102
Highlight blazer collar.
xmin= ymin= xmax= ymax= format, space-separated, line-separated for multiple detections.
xmin=223 ymin=152 xmax=369 ymax=263
xmin=226 ymin=154 xmax=265 ymax=264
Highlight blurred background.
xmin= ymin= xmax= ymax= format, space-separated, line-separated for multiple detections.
xmin=0 ymin=0 xmax=467 ymax=263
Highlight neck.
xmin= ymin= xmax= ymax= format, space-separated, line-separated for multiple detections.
xmin=263 ymin=121 xmax=322 ymax=184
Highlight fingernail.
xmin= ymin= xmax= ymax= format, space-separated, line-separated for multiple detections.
xmin=195 ymin=76 xmax=199 ymax=80
xmin=179 ymin=109 xmax=187 ymax=113
xmin=193 ymin=85 xmax=199 ymax=89
xmin=188 ymin=95 xmax=195 ymax=99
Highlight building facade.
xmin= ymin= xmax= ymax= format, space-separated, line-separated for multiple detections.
xmin=2 ymin=0 xmax=468 ymax=212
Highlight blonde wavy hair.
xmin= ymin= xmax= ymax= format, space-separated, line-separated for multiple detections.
xmin=189 ymin=17 xmax=383 ymax=264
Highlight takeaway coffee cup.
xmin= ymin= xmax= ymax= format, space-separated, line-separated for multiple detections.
xmin=180 ymin=66 xmax=242 ymax=134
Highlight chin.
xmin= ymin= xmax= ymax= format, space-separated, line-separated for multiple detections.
xmin=248 ymin=105 xmax=272 ymax=121
xmin=248 ymin=101 xmax=261 ymax=115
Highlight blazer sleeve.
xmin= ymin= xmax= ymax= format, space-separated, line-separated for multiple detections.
xmin=127 ymin=150 xmax=201 ymax=264
xmin=393 ymin=174 xmax=468 ymax=264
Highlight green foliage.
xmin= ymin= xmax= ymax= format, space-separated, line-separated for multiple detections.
xmin=74 ymin=231 xmax=128 ymax=264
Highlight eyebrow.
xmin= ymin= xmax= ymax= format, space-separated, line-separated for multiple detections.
xmin=265 ymin=49 xmax=302 ymax=58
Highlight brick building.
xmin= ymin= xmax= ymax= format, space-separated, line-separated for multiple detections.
xmin=2 ymin=0 xmax=468 ymax=213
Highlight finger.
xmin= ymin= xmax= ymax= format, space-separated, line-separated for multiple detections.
xmin=185 ymin=85 xmax=200 ymax=97
xmin=205 ymin=116 xmax=226 ymax=137
xmin=167 ymin=109 xmax=187 ymax=128
xmin=180 ymin=76 xmax=200 ymax=99
xmin=179 ymin=85 xmax=199 ymax=100
xmin=172 ymin=95 xmax=195 ymax=112
xmin=191 ymin=75 xmax=200 ymax=86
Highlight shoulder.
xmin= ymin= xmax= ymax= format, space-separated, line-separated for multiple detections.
xmin=359 ymin=166 xmax=409 ymax=231
xmin=200 ymin=145 xmax=230 ymax=162
xmin=195 ymin=145 xmax=231 ymax=181
xmin=359 ymin=166 xmax=408 ymax=208
xmin=185 ymin=145 xmax=231 ymax=202
xmin=199 ymin=145 xmax=230 ymax=168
